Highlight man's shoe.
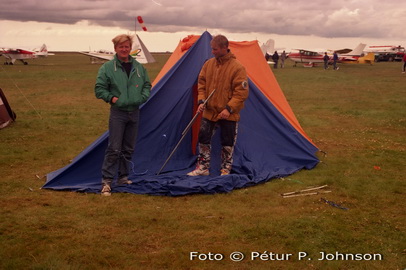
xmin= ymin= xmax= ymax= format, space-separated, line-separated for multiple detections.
xmin=187 ymin=167 xmax=209 ymax=176
xmin=117 ymin=178 xmax=132 ymax=185
xmin=220 ymin=169 xmax=230 ymax=176
xmin=101 ymin=184 xmax=111 ymax=196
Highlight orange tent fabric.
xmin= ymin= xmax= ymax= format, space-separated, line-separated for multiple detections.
xmin=153 ymin=35 xmax=201 ymax=87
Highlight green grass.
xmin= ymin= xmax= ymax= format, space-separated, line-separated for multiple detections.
xmin=0 ymin=54 xmax=405 ymax=269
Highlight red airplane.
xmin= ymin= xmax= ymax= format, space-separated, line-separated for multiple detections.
xmin=1 ymin=44 xmax=53 ymax=65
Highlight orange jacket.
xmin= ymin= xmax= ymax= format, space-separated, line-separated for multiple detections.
xmin=198 ymin=51 xmax=249 ymax=122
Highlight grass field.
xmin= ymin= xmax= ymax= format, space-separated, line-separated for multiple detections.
xmin=0 ymin=53 xmax=405 ymax=270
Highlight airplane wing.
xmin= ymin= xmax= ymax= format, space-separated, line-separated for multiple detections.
xmin=334 ymin=48 xmax=352 ymax=54
xmin=4 ymin=48 xmax=31 ymax=54
xmin=79 ymin=51 xmax=114 ymax=61
xmin=293 ymin=49 xmax=317 ymax=53
xmin=293 ymin=49 xmax=322 ymax=56
xmin=34 ymin=52 xmax=55 ymax=57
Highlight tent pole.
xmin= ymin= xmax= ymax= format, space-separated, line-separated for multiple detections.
xmin=156 ymin=89 xmax=216 ymax=175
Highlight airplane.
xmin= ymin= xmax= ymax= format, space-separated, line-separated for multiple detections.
xmin=365 ymin=45 xmax=405 ymax=62
xmin=288 ymin=43 xmax=366 ymax=67
xmin=80 ymin=34 xmax=156 ymax=64
xmin=1 ymin=44 xmax=54 ymax=65
xmin=365 ymin=45 xmax=405 ymax=54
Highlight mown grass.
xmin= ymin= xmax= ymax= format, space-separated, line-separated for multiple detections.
xmin=0 ymin=54 xmax=404 ymax=270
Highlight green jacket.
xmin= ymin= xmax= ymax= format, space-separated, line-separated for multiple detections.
xmin=95 ymin=55 xmax=151 ymax=111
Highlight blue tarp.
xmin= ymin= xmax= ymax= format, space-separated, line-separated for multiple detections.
xmin=43 ymin=32 xmax=319 ymax=196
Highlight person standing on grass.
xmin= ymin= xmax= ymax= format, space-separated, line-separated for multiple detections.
xmin=402 ymin=53 xmax=406 ymax=73
xmin=95 ymin=34 xmax=151 ymax=196
xmin=272 ymin=51 xmax=279 ymax=69
xmin=187 ymin=35 xmax=249 ymax=177
xmin=280 ymin=50 xmax=287 ymax=68
xmin=333 ymin=51 xmax=339 ymax=70
xmin=323 ymin=52 xmax=329 ymax=70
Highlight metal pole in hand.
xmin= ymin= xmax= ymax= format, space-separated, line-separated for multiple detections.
xmin=156 ymin=89 xmax=216 ymax=175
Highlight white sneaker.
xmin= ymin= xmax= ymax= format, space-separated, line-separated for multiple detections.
xmin=187 ymin=167 xmax=209 ymax=176
xmin=101 ymin=184 xmax=111 ymax=196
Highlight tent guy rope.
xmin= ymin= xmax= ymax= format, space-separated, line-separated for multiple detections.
xmin=0 ymin=65 xmax=42 ymax=119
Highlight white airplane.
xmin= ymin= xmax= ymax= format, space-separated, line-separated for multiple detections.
xmin=1 ymin=44 xmax=54 ymax=65
xmin=289 ymin=43 xmax=366 ymax=66
xmin=80 ymin=34 xmax=155 ymax=64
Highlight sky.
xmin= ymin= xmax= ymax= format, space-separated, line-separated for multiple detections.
xmin=0 ymin=0 xmax=405 ymax=53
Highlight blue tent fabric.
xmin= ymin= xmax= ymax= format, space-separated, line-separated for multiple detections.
xmin=43 ymin=31 xmax=319 ymax=196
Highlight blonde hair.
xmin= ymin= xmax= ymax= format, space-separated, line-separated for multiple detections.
xmin=112 ymin=34 xmax=133 ymax=48
xmin=211 ymin=35 xmax=229 ymax=48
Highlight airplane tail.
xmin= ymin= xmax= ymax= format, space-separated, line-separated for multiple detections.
xmin=344 ymin=43 xmax=366 ymax=56
xmin=35 ymin=44 xmax=54 ymax=57
xmin=39 ymin=44 xmax=47 ymax=53
xmin=261 ymin=39 xmax=275 ymax=56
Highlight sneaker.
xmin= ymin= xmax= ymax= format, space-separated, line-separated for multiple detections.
xmin=187 ymin=167 xmax=209 ymax=176
xmin=101 ymin=184 xmax=111 ymax=196
xmin=220 ymin=169 xmax=230 ymax=176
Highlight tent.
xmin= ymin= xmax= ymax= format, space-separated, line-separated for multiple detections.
xmin=0 ymin=88 xmax=16 ymax=129
xmin=43 ymin=31 xmax=319 ymax=196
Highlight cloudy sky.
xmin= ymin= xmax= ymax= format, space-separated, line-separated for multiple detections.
xmin=1 ymin=0 xmax=405 ymax=52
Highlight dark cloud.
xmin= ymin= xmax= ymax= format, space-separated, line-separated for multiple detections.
xmin=0 ymin=0 xmax=404 ymax=40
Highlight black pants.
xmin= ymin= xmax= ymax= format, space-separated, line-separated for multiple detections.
xmin=198 ymin=118 xmax=237 ymax=146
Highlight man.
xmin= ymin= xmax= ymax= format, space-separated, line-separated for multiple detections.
xmin=272 ymin=51 xmax=279 ymax=69
xmin=333 ymin=51 xmax=339 ymax=70
xmin=280 ymin=51 xmax=287 ymax=68
xmin=187 ymin=35 xmax=249 ymax=176
xmin=323 ymin=52 xmax=329 ymax=70
xmin=402 ymin=53 xmax=406 ymax=73
xmin=95 ymin=34 xmax=151 ymax=196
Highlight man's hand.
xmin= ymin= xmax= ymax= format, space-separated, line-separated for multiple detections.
xmin=197 ymin=103 xmax=205 ymax=113
xmin=111 ymin=97 xmax=118 ymax=104
xmin=218 ymin=108 xmax=230 ymax=119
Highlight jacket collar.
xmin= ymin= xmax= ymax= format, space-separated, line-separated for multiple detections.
xmin=215 ymin=50 xmax=235 ymax=65
xmin=114 ymin=54 xmax=134 ymax=65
